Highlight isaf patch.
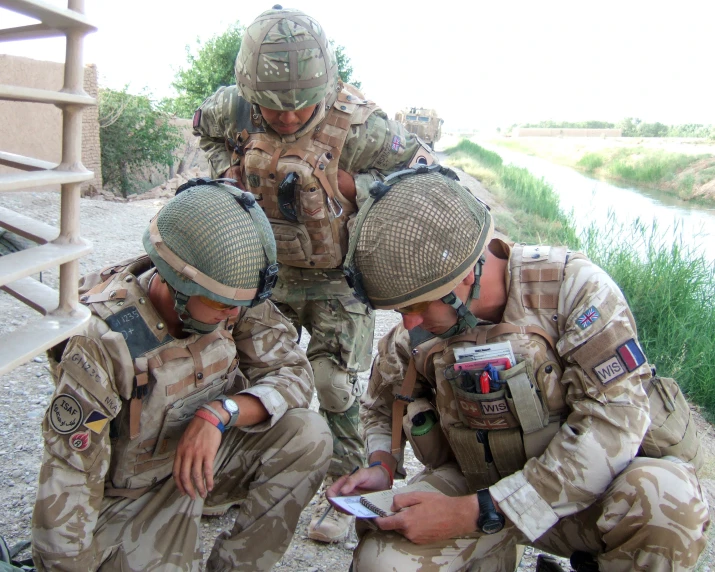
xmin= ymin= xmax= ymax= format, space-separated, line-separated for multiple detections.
xmin=577 ymin=306 xmax=600 ymax=330
xmin=593 ymin=355 xmax=625 ymax=384
xmin=83 ymin=410 xmax=109 ymax=434
xmin=49 ymin=394 xmax=83 ymax=434
xmin=617 ymin=339 xmax=646 ymax=371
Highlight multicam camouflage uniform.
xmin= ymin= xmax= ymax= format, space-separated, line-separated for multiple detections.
xmin=193 ymin=9 xmax=436 ymax=478
xmin=356 ymin=240 xmax=709 ymax=571
xmin=32 ymin=257 xmax=331 ymax=571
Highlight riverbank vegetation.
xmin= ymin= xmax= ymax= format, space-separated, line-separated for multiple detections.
xmin=445 ymin=139 xmax=715 ymax=421
xmin=519 ymin=119 xmax=715 ymax=139
xmin=492 ymin=138 xmax=715 ymax=202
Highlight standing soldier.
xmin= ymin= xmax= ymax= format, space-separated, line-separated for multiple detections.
xmin=32 ymin=182 xmax=332 ymax=571
xmin=330 ymin=167 xmax=708 ymax=571
xmin=193 ymin=6 xmax=436 ymax=542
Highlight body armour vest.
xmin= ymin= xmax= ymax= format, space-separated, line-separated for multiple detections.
xmin=242 ymin=86 xmax=376 ymax=269
xmin=398 ymin=244 xmax=701 ymax=492
xmin=79 ymin=255 xmax=242 ymax=491
xmin=398 ymin=246 xmax=579 ymax=492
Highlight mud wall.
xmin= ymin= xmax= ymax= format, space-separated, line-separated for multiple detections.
xmin=0 ymin=54 xmax=102 ymax=193
xmin=513 ymin=128 xmax=622 ymax=138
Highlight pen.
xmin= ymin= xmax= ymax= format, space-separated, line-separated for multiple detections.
xmin=314 ymin=465 xmax=360 ymax=528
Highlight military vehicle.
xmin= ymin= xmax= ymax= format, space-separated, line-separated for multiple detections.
xmin=395 ymin=107 xmax=443 ymax=149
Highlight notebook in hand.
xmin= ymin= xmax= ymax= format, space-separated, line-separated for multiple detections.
xmin=330 ymin=481 xmax=442 ymax=518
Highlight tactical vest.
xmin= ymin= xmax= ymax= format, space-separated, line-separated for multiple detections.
xmin=79 ymin=256 xmax=242 ymax=493
xmin=393 ymin=244 xmax=701 ymax=493
xmin=242 ymin=86 xmax=376 ymax=269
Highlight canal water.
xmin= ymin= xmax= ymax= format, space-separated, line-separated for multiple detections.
xmin=476 ymin=140 xmax=715 ymax=264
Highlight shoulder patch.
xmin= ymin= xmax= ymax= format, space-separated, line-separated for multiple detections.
xmin=105 ymin=306 xmax=170 ymax=359
xmin=69 ymin=431 xmax=91 ymax=451
xmin=576 ymin=306 xmax=600 ymax=330
xmin=617 ymin=339 xmax=646 ymax=371
xmin=192 ymin=108 xmax=202 ymax=130
xmin=593 ymin=355 xmax=626 ymax=384
xmin=49 ymin=394 xmax=83 ymax=434
xmin=83 ymin=410 xmax=109 ymax=434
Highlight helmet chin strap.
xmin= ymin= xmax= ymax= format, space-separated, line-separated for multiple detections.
xmin=437 ymin=255 xmax=486 ymax=339
xmin=168 ymin=285 xmax=220 ymax=335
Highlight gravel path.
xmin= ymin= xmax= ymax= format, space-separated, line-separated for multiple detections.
xmin=1 ymin=171 xmax=713 ymax=571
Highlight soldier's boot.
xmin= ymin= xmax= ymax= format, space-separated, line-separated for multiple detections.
xmin=570 ymin=551 xmax=599 ymax=571
xmin=307 ymin=476 xmax=353 ymax=543
xmin=201 ymin=499 xmax=241 ymax=517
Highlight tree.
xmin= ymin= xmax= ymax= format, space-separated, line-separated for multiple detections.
xmin=99 ymin=87 xmax=183 ymax=197
xmin=165 ymin=23 xmax=361 ymax=118
xmin=330 ymin=40 xmax=361 ymax=89
xmin=166 ymin=23 xmax=244 ymax=118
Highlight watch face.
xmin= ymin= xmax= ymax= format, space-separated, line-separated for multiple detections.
xmin=223 ymin=399 xmax=239 ymax=414
xmin=480 ymin=517 xmax=504 ymax=534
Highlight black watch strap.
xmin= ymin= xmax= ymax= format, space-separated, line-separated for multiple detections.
xmin=476 ymin=488 xmax=505 ymax=534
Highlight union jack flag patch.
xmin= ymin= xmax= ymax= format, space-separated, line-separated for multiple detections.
xmin=391 ymin=135 xmax=402 ymax=152
xmin=577 ymin=306 xmax=600 ymax=330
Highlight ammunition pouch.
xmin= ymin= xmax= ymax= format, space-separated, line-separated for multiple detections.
xmin=640 ymin=375 xmax=703 ymax=471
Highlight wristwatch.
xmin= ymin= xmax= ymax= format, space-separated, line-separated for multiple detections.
xmin=217 ymin=395 xmax=240 ymax=428
xmin=476 ymin=488 xmax=505 ymax=534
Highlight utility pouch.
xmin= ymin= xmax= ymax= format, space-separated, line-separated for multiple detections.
xmin=500 ymin=361 xmax=549 ymax=434
xmin=268 ymin=218 xmax=312 ymax=263
xmin=447 ymin=376 xmax=520 ymax=431
xmin=402 ymin=398 xmax=451 ymax=468
xmin=640 ymin=375 xmax=703 ymax=471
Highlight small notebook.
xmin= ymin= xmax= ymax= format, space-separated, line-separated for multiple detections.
xmin=330 ymin=481 xmax=441 ymax=518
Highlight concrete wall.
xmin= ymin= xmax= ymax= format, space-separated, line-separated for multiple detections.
xmin=0 ymin=54 xmax=102 ymax=193
xmin=513 ymin=128 xmax=622 ymax=138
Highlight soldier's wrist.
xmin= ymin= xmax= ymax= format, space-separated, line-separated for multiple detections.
xmin=194 ymin=408 xmax=225 ymax=433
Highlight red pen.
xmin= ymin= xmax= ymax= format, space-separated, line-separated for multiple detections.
xmin=479 ymin=371 xmax=491 ymax=394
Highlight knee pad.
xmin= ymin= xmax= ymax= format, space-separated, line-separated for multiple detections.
xmin=312 ymin=357 xmax=359 ymax=413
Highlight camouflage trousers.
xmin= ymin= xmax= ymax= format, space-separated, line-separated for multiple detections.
xmin=353 ymin=458 xmax=709 ymax=572
xmin=34 ymin=409 xmax=331 ymax=572
xmin=274 ymin=270 xmax=374 ymax=476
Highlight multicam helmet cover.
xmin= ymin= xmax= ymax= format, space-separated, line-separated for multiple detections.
xmin=235 ymin=7 xmax=338 ymax=110
xmin=344 ymin=166 xmax=494 ymax=310
xmin=143 ymin=182 xmax=278 ymax=309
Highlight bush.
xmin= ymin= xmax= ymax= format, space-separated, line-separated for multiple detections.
xmin=100 ymin=88 xmax=183 ymax=197
xmin=577 ymin=153 xmax=604 ymax=172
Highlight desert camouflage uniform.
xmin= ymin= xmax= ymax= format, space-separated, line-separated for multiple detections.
xmin=356 ymin=241 xmax=709 ymax=571
xmin=195 ymin=85 xmax=434 ymax=475
xmin=32 ymin=257 xmax=332 ymax=571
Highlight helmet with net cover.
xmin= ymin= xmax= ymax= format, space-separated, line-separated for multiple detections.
xmin=143 ymin=182 xmax=278 ymax=324
xmin=235 ymin=6 xmax=338 ymax=110
xmin=344 ymin=166 xmax=494 ymax=312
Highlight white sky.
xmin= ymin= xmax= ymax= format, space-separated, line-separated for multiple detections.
xmin=2 ymin=0 xmax=713 ymax=130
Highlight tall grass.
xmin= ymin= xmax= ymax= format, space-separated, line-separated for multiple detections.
xmin=445 ymin=139 xmax=715 ymax=419
xmin=445 ymin=140 xmax=579 ymax=247
xmin=582 ymin=217 xmax=715 ymax=419
xmin=607 ymin=148 xmax=700 ymax=184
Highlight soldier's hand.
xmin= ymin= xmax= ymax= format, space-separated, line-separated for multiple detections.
xmin=326 ymin=466 xmax=391 ymax=514
xmin=173 ymin=416 xmax=222 ymax=500
xmin=375 ymin=492 xmax=480 ymax=544
xmin=337 ymin=169 xmax=357 ymax=204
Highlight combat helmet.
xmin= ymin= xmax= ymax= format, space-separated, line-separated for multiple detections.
xmin=143 ymin=181 xmax=278 ymax=334
xmin=235 ymin=5 xmax=338 ymax=110
xmin=344 ymin=166 xmax=494 ymax=336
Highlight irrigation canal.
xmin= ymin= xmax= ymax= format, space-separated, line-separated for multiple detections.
xmin=476 ymin=140 xmax=715 ymax=264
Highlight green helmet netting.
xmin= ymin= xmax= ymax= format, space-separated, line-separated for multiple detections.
xmin=351 ymin=171 xmax=492 ymax=309
xmin=143 ymin=184 xmax=272 ymax=306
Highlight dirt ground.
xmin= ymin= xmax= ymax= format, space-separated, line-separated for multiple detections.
xmin=1 ymin=167 xmax=713 ymax=571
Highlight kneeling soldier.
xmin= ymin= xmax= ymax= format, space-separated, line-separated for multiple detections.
xmin=32 ymin=182 xmax=332 ymax=571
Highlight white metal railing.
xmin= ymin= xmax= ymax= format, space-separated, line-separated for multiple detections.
xmin=0 ymin=0 xmax=96 ymax=375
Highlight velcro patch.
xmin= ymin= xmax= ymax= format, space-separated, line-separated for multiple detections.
xmin=593 ymin=355 xmax=626 ymax=384
xmin=69 ymin=431 xmax=91 ymax=451
xmin=391 ymin=135 xmax=402 ymax=152
xmin=192 ymin=108 xmax=202 ymax=130
xmin=577 ymin=306 xmax=600 ymax=330
xmin=49 ymin=394 xmax=83 ymax=434
xmin=83 ymin=410 xmax=109 ymax=434
xmin=617 ymin=339 xmax=646 ymax=371
xmin=105 ymin=306 xmax=168 ymax=359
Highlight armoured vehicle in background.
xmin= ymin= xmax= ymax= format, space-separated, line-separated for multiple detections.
xmin=395 ymin=107 xmax=443 ymax=149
